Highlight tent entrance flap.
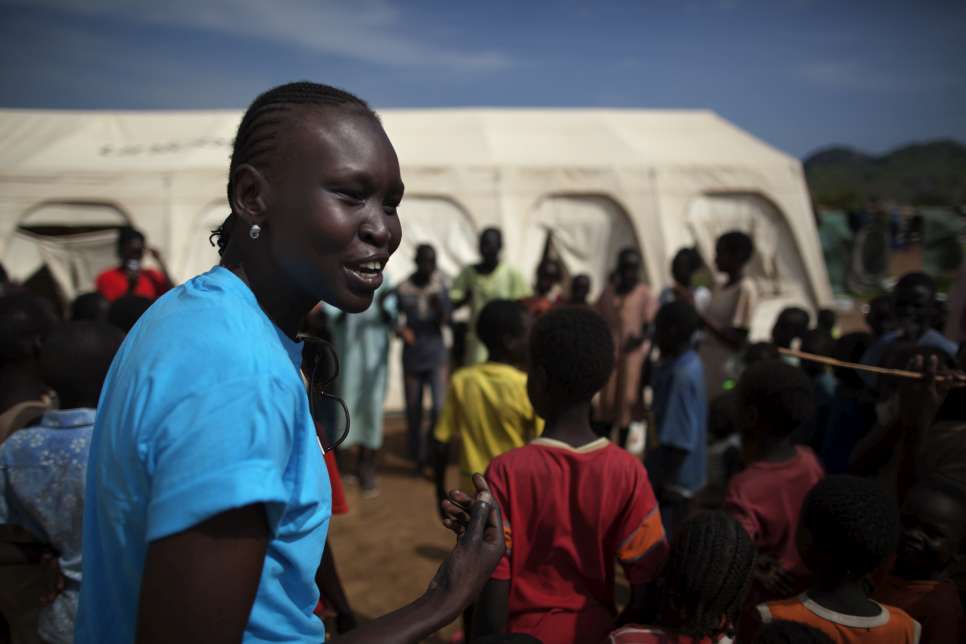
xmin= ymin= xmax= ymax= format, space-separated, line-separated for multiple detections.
xmin=389 ymin=196 xmax=479 ymax=283
xmin=523 ymin=194 xmax=640 ymax=298
xmin=3 ymin=202 xmax=131 ymax=302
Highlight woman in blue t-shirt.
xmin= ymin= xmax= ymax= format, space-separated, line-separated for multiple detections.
xmin=75 ymin=82 xmax=502 ymax=644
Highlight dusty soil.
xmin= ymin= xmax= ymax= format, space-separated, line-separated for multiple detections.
xmin=327 ymin=415 xmax=464 ymax=643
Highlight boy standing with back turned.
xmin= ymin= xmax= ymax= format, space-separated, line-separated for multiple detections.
xmin=469 ymin=307 xmax=668 ymax=644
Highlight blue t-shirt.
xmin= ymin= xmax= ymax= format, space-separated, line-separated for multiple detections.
xmin=646 ymin=350 xmax=708 ymax=496
xmin=75 ymin=267 xmax=331 ymax=643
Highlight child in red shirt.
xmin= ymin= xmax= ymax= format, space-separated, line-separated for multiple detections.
xmin=873 ymin=479 xmax=966 ymax=644
xmin=520 ymin=259 xmax=562 ymax=318
xmin=724 ymin=360 xmax=824 ymax=601
xmin=607 ymin=511 xmax=757 ymax=643
xmin=469 ymin=307 xmax=668 ymax=644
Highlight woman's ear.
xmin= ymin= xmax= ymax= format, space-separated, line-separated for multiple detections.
xmin=229 ymin=164 xmax=271 ymax=227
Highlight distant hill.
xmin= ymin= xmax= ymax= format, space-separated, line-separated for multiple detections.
xmin=803 ymin=139 xmax=966 ymax=209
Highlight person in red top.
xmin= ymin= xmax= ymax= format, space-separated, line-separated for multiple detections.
xmin=873 ymin=479 xmax=966 ymax=644
xmin=520 ymin=258 xmax=562 ymax=318
xmin=607 ymin=511 xmax=757 ymax=644
xmin=756 ymin=476 xmax=921 ymax=643
xmin=465 ymin=307 xmax=668 ymax=644
xmin=95 ymin=226 xmax=173 ymax=302
xmin=724 ymin=360 xmax=824 ymax=602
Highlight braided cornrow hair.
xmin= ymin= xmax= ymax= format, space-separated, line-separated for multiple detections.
xmin=210 ymin=81 xmax=379 ymax=256
xmin=655 ymin=511 xmax=756 ymax=639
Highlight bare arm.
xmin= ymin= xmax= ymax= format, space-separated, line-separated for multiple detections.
xmin=316 ymin=539 xmax=356 ymax=634
xmin=136 ymin=503 xmax=268 ymax=644
xmin=701 ymin=316 xmax=748 ymax=350
xmin=432 ymin=438 xmax=451 ymax=517
xmin=616 ymin=584 xmax=649 ymax=627
xmin=340 ymin=476 xmax=505 ymax=643
xmin=848 ymin=420 xmax=903 ymax=477
xmin=472 ymin=579 xmax=509 ymax=640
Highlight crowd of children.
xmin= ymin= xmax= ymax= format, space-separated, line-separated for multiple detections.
xmin=0 ymin=213 xmax=966 ymax=644
xmin=426 ymin=229 xmax=966 ymax=643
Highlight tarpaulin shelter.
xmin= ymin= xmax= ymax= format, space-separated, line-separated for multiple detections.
xmin=1 ymin=108 xmax=834 ymax=410
xmin=0 ymin=108 xmax=832 ymax=344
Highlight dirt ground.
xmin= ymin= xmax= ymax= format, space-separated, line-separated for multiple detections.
xmin=327 ymin=415 xmax=465 ymax=643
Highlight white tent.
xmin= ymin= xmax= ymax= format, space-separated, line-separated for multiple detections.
xmin=0 ymin=108 xmax=832 ymax=408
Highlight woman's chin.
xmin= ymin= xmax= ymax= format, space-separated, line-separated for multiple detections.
xmin=333 ymin=289 xmax=375 ymax=314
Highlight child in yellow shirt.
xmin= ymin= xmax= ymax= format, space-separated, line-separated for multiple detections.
xmin=433 ymin=299 xmax=541 ymax=505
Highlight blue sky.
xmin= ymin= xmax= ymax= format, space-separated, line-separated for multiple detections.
xmin=1 ymin=0 xmax=963 ymax=158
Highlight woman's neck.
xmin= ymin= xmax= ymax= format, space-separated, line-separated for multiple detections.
xmin=229 ymin=262 xmax=316 ymax=340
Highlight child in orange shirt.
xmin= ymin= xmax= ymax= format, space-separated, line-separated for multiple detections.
xmin=753 ymin=620 xmax=834 ymax=643
xmin=873 ymin=479 xmax=966 ymax=644
xmin=757 ymin=476 xmax=921 ymax=643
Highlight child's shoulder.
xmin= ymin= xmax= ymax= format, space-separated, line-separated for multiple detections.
xmin=491 ymin=438 xmax=632 ymax=469
xmin=881 ymin=603 xmax=922 ymax=636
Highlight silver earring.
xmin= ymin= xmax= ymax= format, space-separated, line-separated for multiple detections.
xmin=249 ymin=224 xmax=261 ymax=240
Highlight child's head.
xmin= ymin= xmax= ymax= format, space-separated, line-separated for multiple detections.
xmin=797 ymin=475 xmax=899 ymax=584
xmin=670 ymin=247 xmax=703 ymax=288
xmin=654 ymin=301 xmax=699 ymax=358
xmin=107 ymin=295 xmax=153 ymax=333
xmin=714 ymin=231 xmax=754 ymax=276
xmin=744 ymin=341 xmax=780 ymax=366
xmin=892 ymin=272 xmax=938 ymax=339
xmin=735 ymin=360 xmax=814 ymax=460
xmin=753 ymin=620 xmax=835 ymax=644
xmin=568 ymin=274 xmax=591 ymax=304
xmin=800 ymin=329 xmax=835 ymax=379
xmin=40 ymin=321 xmax=124 ymax=409
xmin=533 ymin=259 xmax=561 ymax=297
xmin=893 ymin=478 xmax=966 ymax=581
xmin=831 ymin=331 xmax=872 ymax=390
xmin=865 ymin=294 xmax=895 ymax=338
xmin=817 ymin=308 xmax=837 ymax=336
xmin=413 ymin=244 xmax=437 ymax=280
xmin=526 ymin=307 xmax=614 ymax=418
xmin=476 ymin=299 xmax=531 ymax=366
xmin=479 ymin=227 xmax=503 ymax=265
xmin=116 ymin=225 xmax=146 ymax=265
xmin=0 ymin=292 xmax=57 ymax=366
xmin=771 ymin=307 xmax=810 ymax=349
xmin=70 ymin=292 xmax=110 ymax=323
xmin=654 ymin=512 xmax=756 ymax=639
xmin=615 ymin=247 xmax=642 ymax=291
